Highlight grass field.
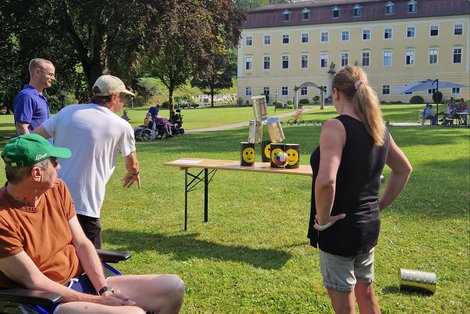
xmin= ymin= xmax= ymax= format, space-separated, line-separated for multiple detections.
xmin=0 ymin=105 xmax=468 ymax=313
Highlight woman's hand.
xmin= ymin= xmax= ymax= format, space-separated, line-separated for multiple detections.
xmin=314 ymin=213 xmax=346 ymax=231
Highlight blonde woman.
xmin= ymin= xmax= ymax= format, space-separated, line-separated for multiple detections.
xmin=308 ymin=66 xmax=412 ymax=313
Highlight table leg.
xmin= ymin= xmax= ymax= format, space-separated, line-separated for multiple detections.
xmin=182 ymin=168 xmax=217 ymax=230
xmin=184 ymin=168 xmax=188 ymax=231
xmin=204 ymin=168 xmax=208 ymax=223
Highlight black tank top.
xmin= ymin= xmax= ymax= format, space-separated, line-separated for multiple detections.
xmin=308 ymin=115 xmax=390 ymax=256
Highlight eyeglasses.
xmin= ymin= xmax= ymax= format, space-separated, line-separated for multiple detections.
xmin=49 ymin=157 xmax=59 ymax=168
xmin=36 ymin=68 xmax=56 ymax=78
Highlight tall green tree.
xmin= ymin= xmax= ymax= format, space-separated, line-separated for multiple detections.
xmin=144 ymin=0 xmax=244 ymax=111
xmin=191 ymin=48 xmax=237 ymax=107
xmin=0 ymin=0 xmax=244 ymax=109
xmin=0 ymin=0 xmax=157 ymax=102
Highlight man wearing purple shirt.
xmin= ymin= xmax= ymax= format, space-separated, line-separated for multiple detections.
xmin=14 ymin=58 xmax=56 ymax=135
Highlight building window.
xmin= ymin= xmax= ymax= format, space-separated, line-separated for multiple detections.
xmin=382 ymin=85 xmax=391 ymax=95
xmin=282 ymin=34 xmax=290 ymax=44
xmin=302 ymin=8 xmax=310 ymax=20
xmin=427 ymin=88 xmax=437 ymax=95
xmin=282 ymin=10 xmax=291 ymax=22
xmin=454 ymin=24 xmax=463 ymax=36
xmin=407 ymin=26 xmax=415 ymax=38
xmin=245 ymin=56 xmax=253 ymax=70
xmin=282 ymin=55 xmax=289 ymax=69
xmin=429 ymin=48 xmax=438 ymax=65
xmin=340 ymin=52 xmax=349 ymax=67
xmin=362 ymin=29 xmax=371 ymax=40
xmin=353 ymin=4 xmax=362 ymax=17
xmin=384 ymin=28 xmax=393 ymax=39
xmin=282 ymin=86 xmax=288 ymax=96
xmin=264 ymin=35 xmax=271 ymax=45
xmin=263 ymin=56 xmax=271 ymax=70
xmin=321 ymin=32 xmax=329 ymax=43
xmin=430 ymin=25 xmax=439 ymax=36
xmin=408 ymin=0 xmax=417 ymax=13
xmin=452 ymin=88 xmax=461 ymax=94
xmin=301 ymin=54 xmax=309 ymax=69
xmin=383 ymin=50 xmax=392 ymax=67
xmin=263 ymin=87 xmax=270 ymax=96
xmin=453 ymin=47 xmax=462 ymax=63
xmin=320 ymin=53 xmax=329 ymax=68
xmin=362 ymin=51 xmax=370 ymax=67
xmin=245 ymin=87 xmax=252 ymax=96
xmin=332 ymin=6 xmax=340 ymax=18
xmin=385 ymin=1 xmax=395 ymax=15
xmin=405 ymin=49 xmax=415 ymax=65
xmin=300 ymin=87 xmax=308 ymax=96
xmin=342 ymin=31 xmax=350 ymax=41
xmin=245 ymin=36 xmax=252 ymax=46
xmin=301 ymin=32 xmax=309 ymax=43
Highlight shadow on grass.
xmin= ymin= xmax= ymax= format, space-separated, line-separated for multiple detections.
xmin=382 ymin=285 xmax=434 ymax=297
xmin=104 ymin=229 xmax=292 ymax=270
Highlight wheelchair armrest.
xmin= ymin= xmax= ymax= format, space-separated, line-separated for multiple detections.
xmin=96 ymin=249 xmax=132 ymax=263
xmin=0 ymin=288 xmax=62 ymax=308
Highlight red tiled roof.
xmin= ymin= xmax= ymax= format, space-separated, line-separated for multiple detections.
xmin=244 ymin=0 xmax=470 ymax=29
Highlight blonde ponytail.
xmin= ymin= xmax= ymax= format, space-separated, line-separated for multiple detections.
xmin=333 ymin=66 xmax=385 ymax=146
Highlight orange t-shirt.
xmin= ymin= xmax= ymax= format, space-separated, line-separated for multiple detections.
xmin=0 ymin=179 xmax=83 ymax=288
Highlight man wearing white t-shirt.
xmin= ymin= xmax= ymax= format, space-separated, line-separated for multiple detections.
xmin=34 ymin=75 xmax=141 ymax=248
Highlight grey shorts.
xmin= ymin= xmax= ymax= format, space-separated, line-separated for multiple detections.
xmin=319 ymin=248 xmax=375 ymax=292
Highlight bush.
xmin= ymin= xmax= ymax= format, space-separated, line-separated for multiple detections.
xmin=409 ymin=95 xmax=424 ymax=104
xmin=433 ymin=91 xmax=443 ymax=103
xmin=237 ymin=97 xmax=244 ymax=106
xmin=312 ymin=96 xmax=320 ymax=103
xmin=161 ymin=101 xmax=170 ymax=109
xmin=299 ymin=98 xmax=310 ymax=105
xmin=274 ymin=102 xmax=284 ymax=109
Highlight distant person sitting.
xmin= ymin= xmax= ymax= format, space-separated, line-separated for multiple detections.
xmin=442 ymin=97 xmax=458 ymax=125
xmin=459 ymin=98 xmax=468 ymax=125
xmin=422 ymin=103 xmax=437 ymax=125
xmin=121 ymin=110 xmax=130 ymax=122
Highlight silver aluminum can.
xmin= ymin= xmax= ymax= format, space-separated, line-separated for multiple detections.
xmin=266 ymin=117 xmax=285 ymax=143
xmin=399 ymin=269 xmax=436 ymax=294
xmin=252 ymin=95 xmax=269 ymax=122
xmin=248 ymin=120 xmax=263 ymax=144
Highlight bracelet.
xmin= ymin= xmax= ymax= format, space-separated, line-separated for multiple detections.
xmin=314 ymin=219 xmax=333 ymax=231
xmin=98 ymin=285 xmax=114 ymax=295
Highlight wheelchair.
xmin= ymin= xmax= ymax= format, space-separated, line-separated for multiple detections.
xmin=134 ymin=126 xmax=157 ymax=141
xmin=0 ymin=250 xmax=131 ymax=314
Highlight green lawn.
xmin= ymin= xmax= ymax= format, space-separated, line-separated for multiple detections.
xmin=115 ymin=103 xmax=427 ymax=132
xmin=0 ymin=105 xmax=468 ymax=313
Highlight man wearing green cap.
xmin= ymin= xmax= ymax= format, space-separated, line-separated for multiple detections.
xmin=0 ymin=134 xmax=184 ymax=313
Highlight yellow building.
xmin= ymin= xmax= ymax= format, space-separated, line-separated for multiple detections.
xmin=237 ymin=0 xmax=469 ymax=105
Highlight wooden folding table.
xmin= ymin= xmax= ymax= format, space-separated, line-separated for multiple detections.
xmin=164 ymin=158 xmax=312 ymax=230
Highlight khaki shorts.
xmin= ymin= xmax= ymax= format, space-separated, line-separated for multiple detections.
xmin=319 ymin=248 xmax=375 ymax=292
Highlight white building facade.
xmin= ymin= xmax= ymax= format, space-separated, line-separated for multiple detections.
xmin=237 ymin=0 xmax=469 ymax=105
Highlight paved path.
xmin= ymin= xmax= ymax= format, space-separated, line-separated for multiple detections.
xmin=185 ymin=108 xmax=314 ymax=134
xmin=185 ymin=109 xmax=435 ymax=134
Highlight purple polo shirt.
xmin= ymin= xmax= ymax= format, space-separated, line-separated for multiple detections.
xmin=14 ymin=84 xmax=51 ymax=132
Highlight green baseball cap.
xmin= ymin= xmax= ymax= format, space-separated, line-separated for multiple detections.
xmin=1 ymin=134 xmax=71 ymax=168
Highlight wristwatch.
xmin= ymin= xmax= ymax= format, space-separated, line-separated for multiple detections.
xmin=98 ymin=285 xmax=114 ymax=296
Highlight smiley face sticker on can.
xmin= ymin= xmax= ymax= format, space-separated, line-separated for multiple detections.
xmin=240 ymin=142 xmax=255 ymax=166
xmin=285 ymin=144 xmax=300 ymax=169
xmin=261 ymin=140 xmax=271 ymax=162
